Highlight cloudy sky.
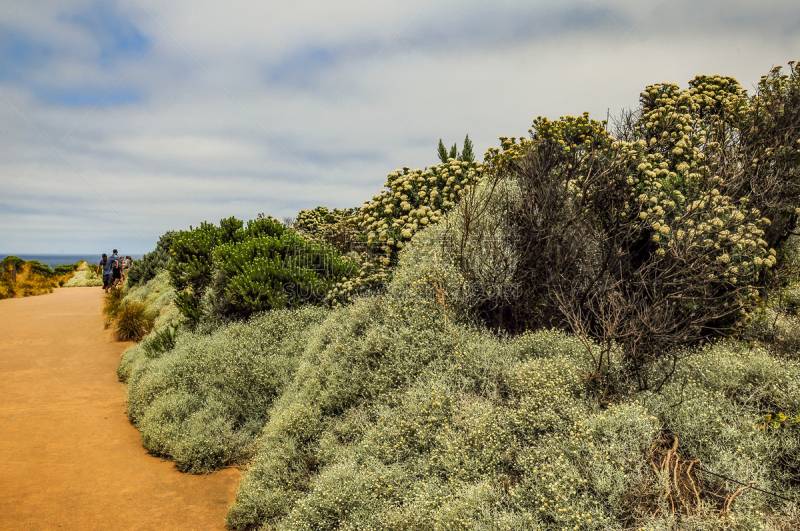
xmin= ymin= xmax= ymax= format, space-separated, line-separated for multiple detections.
xmin=1 ymin=0 xmax=798 ymax=254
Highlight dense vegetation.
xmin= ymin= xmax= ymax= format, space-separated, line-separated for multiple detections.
xmin=64 ymin=261 xmax=103 ymax=287
xmin=0 ymin=256 xmax=82 ymax=299
xmin=115 ymin=62 xmax=800 ymax=529
xmin=127 ymin=231 xmax=174 ymax=287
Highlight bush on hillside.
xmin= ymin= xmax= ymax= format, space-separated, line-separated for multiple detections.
xmin=0 ymin=258 xmax=68 ymax=299
xmin=120 ymin=306 xmax=328 ymax=472
xmin=102 ymin=287 xmax=126 ymax=328
xmin=170 ymin=216 xmax=355 ymax=325
xmin=26 ymin=260 xmax=56 ymax=278
xmin=207 ymin=229 xmax=354 ymax=320
xmin=53 ymin=263 xmax=79 ymax=276
xmin=127 ymin=231 xmax=174 ymax=286
xmin=102 ymin=269 xmax=180 ymax=344
xmin=223 ymin=237 xmax=800 ymax=530
xmin=293 ymin=206 xmax=360 ymax=253
xmin=477 ymin=63 xmax=800 ymax=392
xmin=112 ymin=301 xmax=155 ymax=342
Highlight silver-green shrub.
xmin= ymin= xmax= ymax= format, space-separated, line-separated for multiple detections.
xmin=121 ymin=305 xmax=328 ymax=473
xmin=223 ymin=221 xmax=799 ymax=530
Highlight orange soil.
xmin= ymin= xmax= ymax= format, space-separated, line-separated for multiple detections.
xmin=0 ymin=287 xmax=241 ymax=530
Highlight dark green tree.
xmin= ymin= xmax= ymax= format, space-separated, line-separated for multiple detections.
xmin=437 ymin=135 xmax=475 ymax=163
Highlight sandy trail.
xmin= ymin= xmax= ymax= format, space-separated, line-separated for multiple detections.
xmin=0 ymin=287 xmax=241 ymax=530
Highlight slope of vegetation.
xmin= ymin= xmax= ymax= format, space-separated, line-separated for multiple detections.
xmin=63 ymin=261 xmax=103 ymax=287
xmin=115 ymin=61 xmax=800 ymax=530
xmin=0 ymin=256 xmax=81 ymax=299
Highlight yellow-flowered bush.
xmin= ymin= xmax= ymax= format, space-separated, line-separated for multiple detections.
xmin=357 ymin=160 xmax=486 ymax=257
xmin=320 ymin=158 xmax=489 ymax=307
xmin=482 ymin=65 xmax=800 ymax=387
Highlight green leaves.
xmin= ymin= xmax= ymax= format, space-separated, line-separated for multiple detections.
xmin=167 ymin=215 xmax=356 ymax=324
xmin=438 ymin=134 xmax=475 ymax=163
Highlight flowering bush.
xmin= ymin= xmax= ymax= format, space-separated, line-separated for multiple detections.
xmin=483 ymin=63 xmax=800 ymax=390
xmin=293 ymin=206 xmax=360 ymax=253
xmin=121 ymin=305 xmax=328 ymax=473
xmin=64 ymin=261 xmax=103 ymax=287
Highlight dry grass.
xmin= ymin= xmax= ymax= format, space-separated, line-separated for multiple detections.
xmin=112 ymin=301 xmax=155 ymax=342
xmin=0 ymin=262 xmax=74 ymax=300
xmin=102 ymin=287 xmax=126 ymax=328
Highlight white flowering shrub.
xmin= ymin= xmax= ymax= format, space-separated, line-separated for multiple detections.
xmin=293 ymin=206 xmax=360 ymax=251
xmin=322 ymin=156 xmax=490 ymax=307
xmin=63 ymin=261 xmax=103 ymax=287
xmin=120 ymin=306 xmax=328 ymax=472
xmin=357 ymin=160 xmax=487 ymax=255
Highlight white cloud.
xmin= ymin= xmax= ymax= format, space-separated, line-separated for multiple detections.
xmin=1 ymin=0 xmax=799 ymax=253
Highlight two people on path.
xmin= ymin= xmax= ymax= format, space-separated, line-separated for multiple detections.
xmin=97 ymin=250 xmax=130 ymax=293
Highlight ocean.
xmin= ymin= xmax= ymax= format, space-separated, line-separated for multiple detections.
xmin=1 ymin=254 xmax=143 ymax=269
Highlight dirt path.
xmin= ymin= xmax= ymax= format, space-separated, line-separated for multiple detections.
xmin=0 ymin=287 xmax=241 ymax=530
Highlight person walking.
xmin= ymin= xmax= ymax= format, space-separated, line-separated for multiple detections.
xmin=120 ymin=255 xmax=132 ymax=283
xmin=110 ymin=249 xmax=121 ymax=288
xmin=99 ymin=253 xmax=113 ymax=293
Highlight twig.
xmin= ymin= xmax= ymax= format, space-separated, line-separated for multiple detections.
xmin=726 ymin=481 xmax=757 ymax=514
xmin=686 ymin=460 xmax=702 ymax=511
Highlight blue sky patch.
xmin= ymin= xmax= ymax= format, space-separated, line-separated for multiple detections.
xmin=34 ymin=87 xmax=141 ymax=106
xmin=0 ymin=30 xmax=53 ymax=81
xmin=71 ymin=1 xmax=149 ymax=66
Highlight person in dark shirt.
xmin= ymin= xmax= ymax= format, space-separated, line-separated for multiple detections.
xmin=97 ymin=254 xmax=110 ymax=292
xmin=110 ymin=249 xmax=122 ymax=288
xmin=102 ymin=252 xmax=117 ymax=292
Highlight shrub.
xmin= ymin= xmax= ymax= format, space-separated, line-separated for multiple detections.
xmin=437 ymin=134 xmax=475 ymax=164
xmin=481 ymin=62 xmax=800 ymax=391
xmin=207 ymin=230 xmax=354 ymax=320
xmin=168 ymin=216 xmax=355 ymax=325
xmin=122 ymin=306 xmax=328 ymax=472
xmin=104 ymin=270 xmax=177 ymax=342
xmin=293 ymin=206 xmax=360 ymax=253
xmin=53 ymin=263 xmax=78 ymax=276
xmin=112 ymin=301 xmax=155 ymax=342
xmin=64 ymin=261 xmax=103 ymax=287
xmin=102 ymin=287 xmax=126 ymax=327
xmin=127 ymin=231 xmax=174 ymax=286
xmin=320 ymin=136 xmax=489 ymax=306
xmin=141 ymin=325 xmax=177 ymax=358
xmin=0 ymin=259 xmax=63 ymax=299
xmin=26 ymin=260 xmax=55 ymax=278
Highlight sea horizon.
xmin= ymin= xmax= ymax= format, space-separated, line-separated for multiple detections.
xmin=1 ymin=253 xmax=144 ymax=268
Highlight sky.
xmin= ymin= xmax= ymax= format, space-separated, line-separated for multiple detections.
xmin=1 ymin=0 xmax=799 ymax=254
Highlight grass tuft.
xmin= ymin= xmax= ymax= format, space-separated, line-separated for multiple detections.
xmin=112 ymin=301 xmax=155 ymax=342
